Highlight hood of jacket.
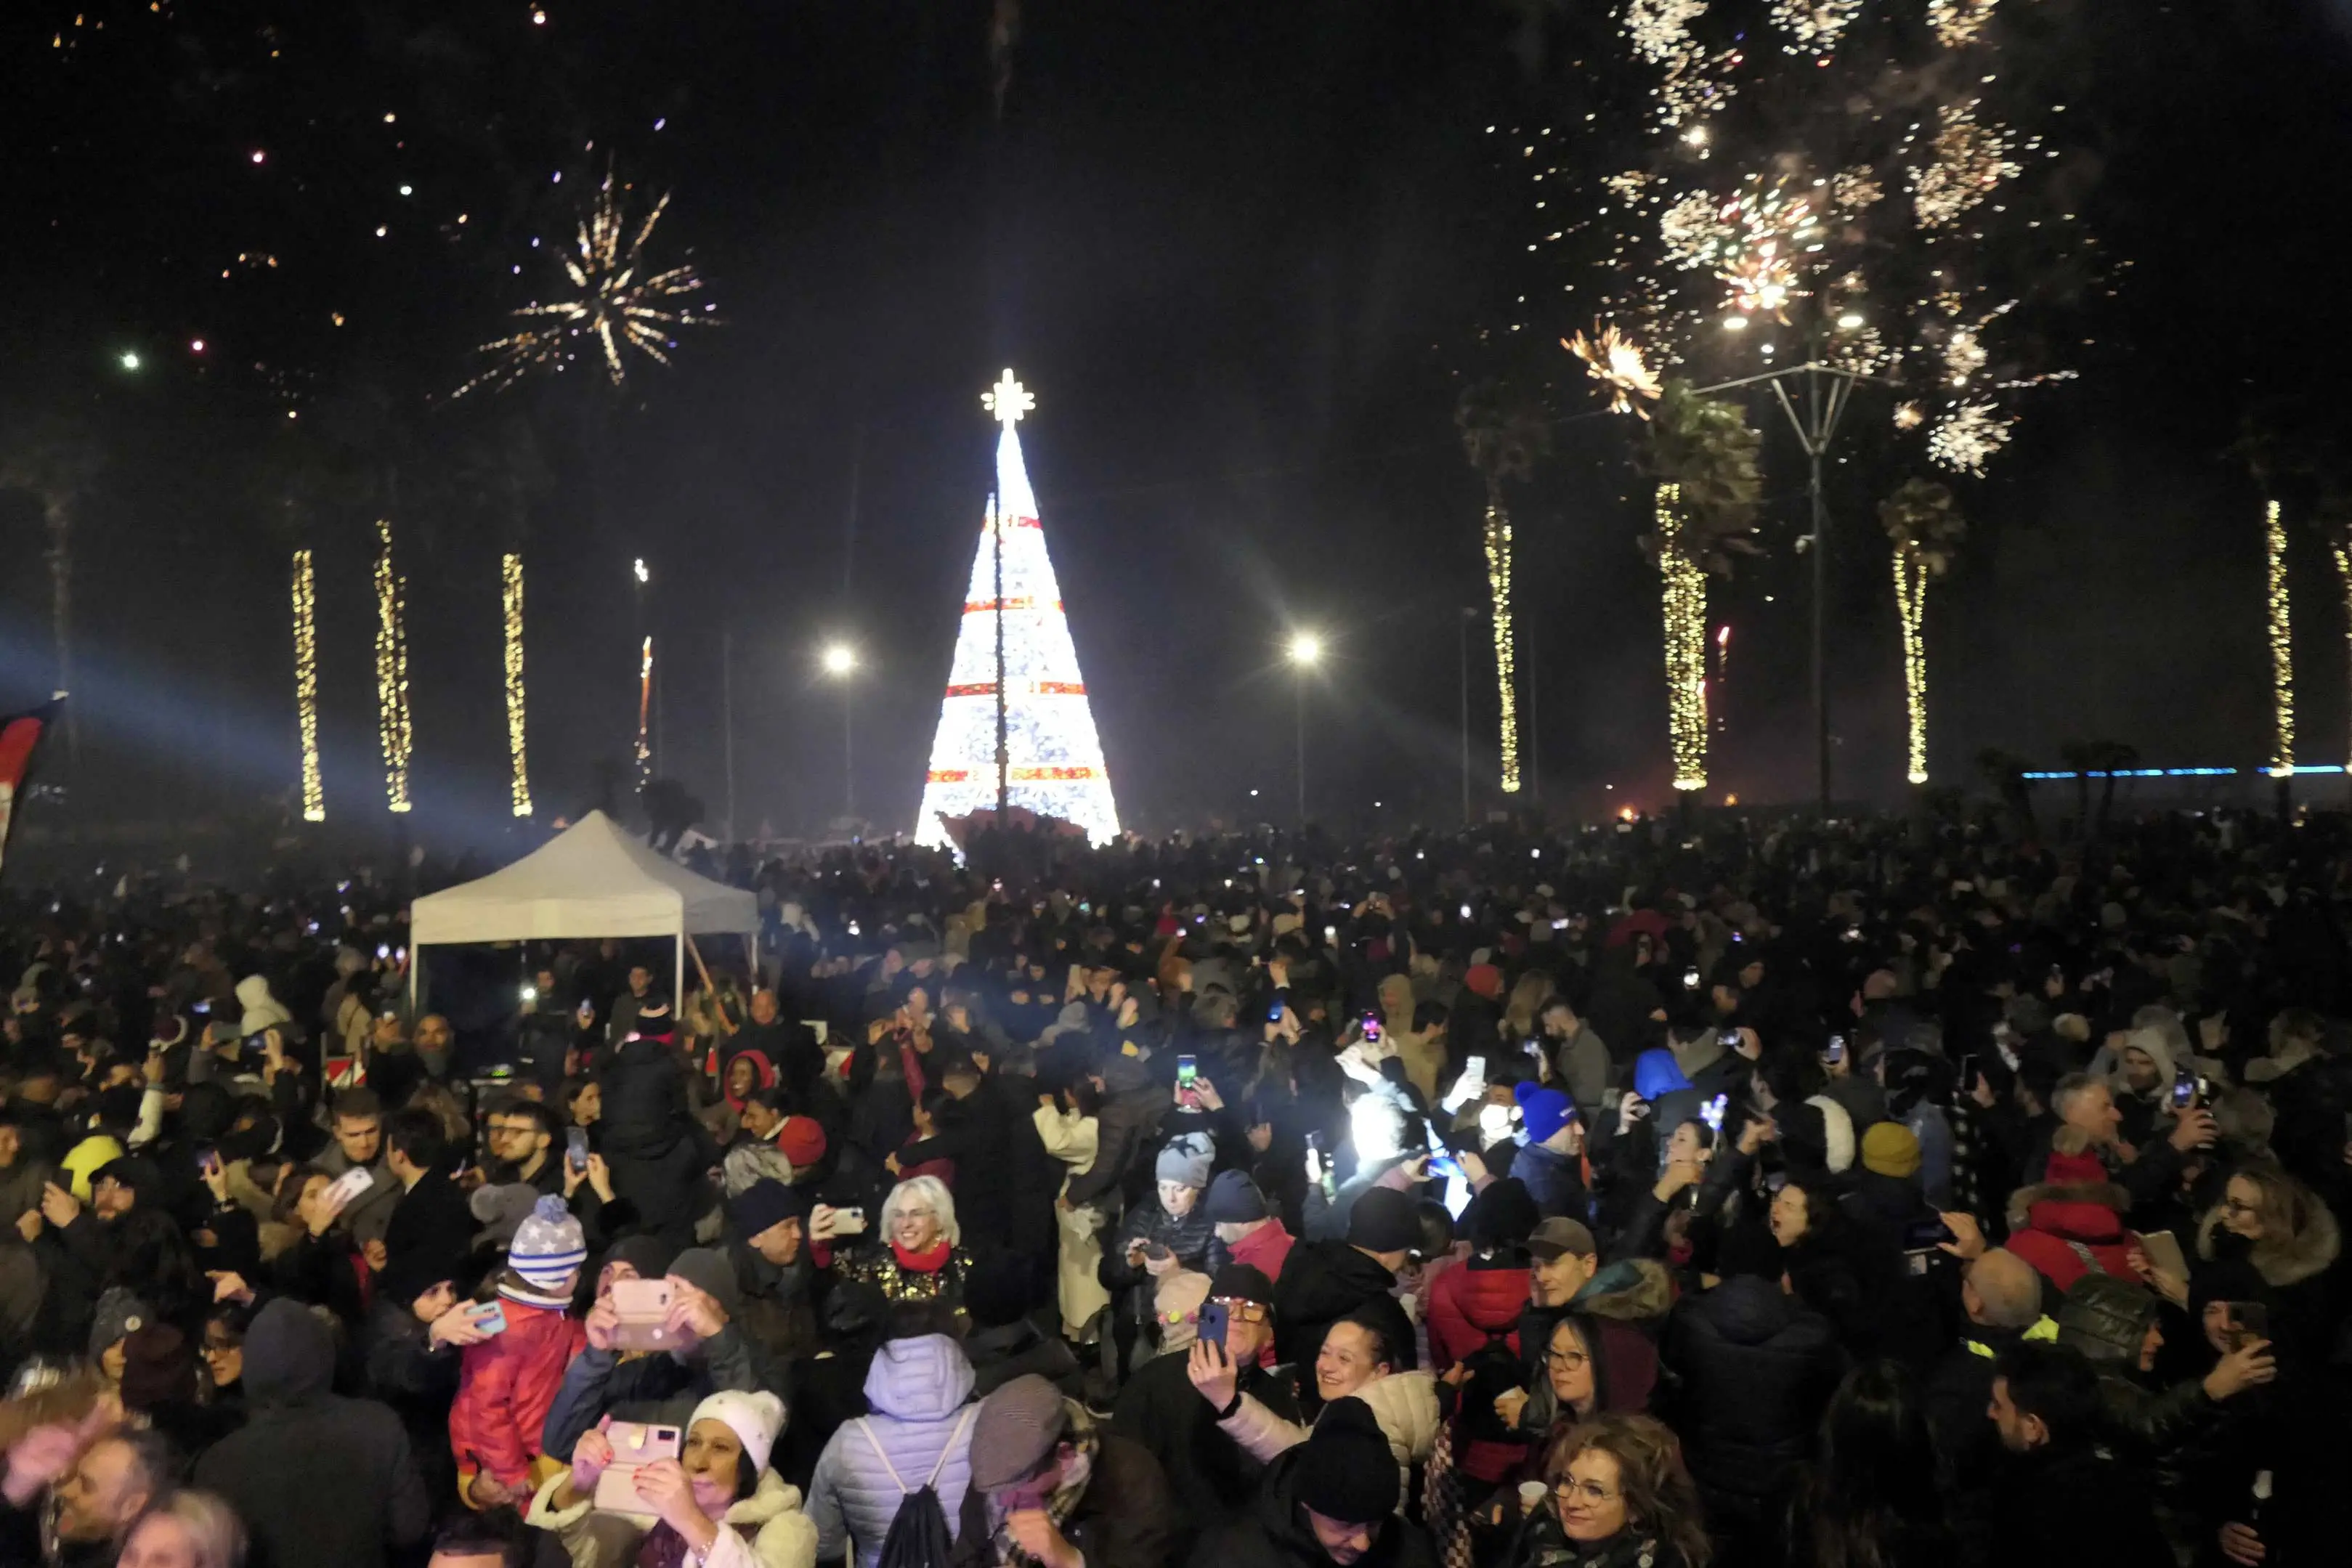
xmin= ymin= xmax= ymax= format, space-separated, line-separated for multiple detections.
xmin=1355 ymin=1368 xmax=1440 ymax=1462
xmin=862 ymin=1332 xmax=976 ymax=1421
xmin=1442 ymin=1258 xmax=1532 ymax=1336
xmin=243 ymin=1297 xmax=335 ymax=1409
xmin=1569 ymin=1258 xmax=1674 ymax=1324
xmin=2197 ymin=1199 xmax=2342 ymax=1288
xmin=1691 ymin=1272 xmax=1806 ymax=1347
xmin=724 ymin=1469 xmax=806 ymax=1529
xmin=2019 ymin=1195 xmax=2128 ymax=1246
xmin=235 ymin=975 xmax=293 ymax=1034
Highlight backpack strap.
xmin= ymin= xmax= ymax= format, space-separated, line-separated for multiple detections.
xmin=2065 ymin=1240 xmax=2107 ymax=1276
xmin=924 ymin=1407 xmax=978 ymax=1492
xmin=856 ymin=1418 xmax=911 ymax=1495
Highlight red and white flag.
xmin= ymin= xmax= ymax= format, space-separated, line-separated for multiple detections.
xmin=0 ymin=700 xmax=62 ymax=881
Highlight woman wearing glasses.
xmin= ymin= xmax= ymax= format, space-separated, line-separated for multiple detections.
xmin=1511 ymin=1413 xmax=1711 ymax=1568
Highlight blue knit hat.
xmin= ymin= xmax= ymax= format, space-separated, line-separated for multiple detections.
xmin=1634 ymin=1048 xmax=1694 ymax=1102
xmin=1514 ymin=1081 xmax=1574 ymax=1145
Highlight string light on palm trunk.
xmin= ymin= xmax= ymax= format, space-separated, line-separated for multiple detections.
xmin=1657 ymin=484 xmax=1710 ymax=791
xmin=373 ymin=521 xmax=413 ymax=813
xmin=2335 ymin=542 xmax=2352 ymax=774
xmin=503 ymin=553 xmax=532 ymax=817
xmin=2267 ymin=500 xmax=2294 ymax=779
xmin=1894 ymin=550 xmax=1931 ymax=784
xmin=636 ymin=635 xmax=654 ymax=788
xmin=291 ymin=550 xmax=323 ymax=821
xmin=1483 ymin=503 xmax=1521 ymax=793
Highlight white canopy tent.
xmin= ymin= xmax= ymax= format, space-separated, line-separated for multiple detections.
xmin=408 ymin=811 xmax=758 ymax=1010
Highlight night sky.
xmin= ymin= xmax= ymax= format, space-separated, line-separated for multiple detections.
xmin=4 ymin=1 xmax=2351 ymax=853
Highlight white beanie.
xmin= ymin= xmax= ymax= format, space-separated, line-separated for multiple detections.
xmin=692 ymin=1389 xmax=787 ymax=1476
xmin=1806 ymin=1095 xmax=1857 ymax=1174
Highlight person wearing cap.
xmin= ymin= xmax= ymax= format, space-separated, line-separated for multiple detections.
xmin=450 ymin=1194 xmax=591 ymax=1508
xmin=1115 ymin=1263 xmax=1298 ymax=1543
xmin=1187 ymin=1395 xmax=1435 ymax=1568
xmin=1100 ymin=1134 xmax=1225 ymax=1379
xmin=1208 ymin=1169 xmax=1294 ymax=1282
xmin=1503 ymin=1218 xmax=1671 ymax=1429
xmin=533 ymin=1387 xmax=818 ymax=1568
xmin=952 ymin=1371 xmax=1175 ymax=1568
xmin=1272 ymin=1185 xmax=1419 ymax=1370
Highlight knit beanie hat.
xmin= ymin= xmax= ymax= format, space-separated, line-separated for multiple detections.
xmin=962 ymin=1251 xmax=1033 ymax=1330
xmin=1294 ymin=1397 xmax=1399 ymax=1522
xmin=1206 ymin=1169 xmax=1269 ymax=1223
xmin=667 ymin=1248 xmax=744 ymax=1321
xmin=729 ymin=1179 xmax=809 ymax=1241
xmin=1633 ymin=1049 xmax=1694 ymax=1102
xmin=508 ymin=1195 xmax=586 ymax=1292
xmin=775 ymin=1116 xmax=829 ymax=1170
xmin=1514 ymin=1082 xmax=1573 ymax=1145
xmin=1156 ymin=1132 xmax=1214 ymax=1190
xmin=1347 ymin=1187 xmax=1422 ymax=1255
xmin=89 ymin=1288 xmax=152 ymax=1358
xmin=470 ymin=1182 xmax=543 ymax=1252
xmin=1463 ymin=964 xmax=1504 ymax=1002
xmin=118 ymin=1324 xmax=197 ymax=1412
xmin=1155 ymin=1270 xmax=1213 ymax=1352
xmin=968 ymin=1374 xmax=1072 ymax=1490
xmin=1860 ymin=1122 xmax=1923 ymax=1180
xmin=692 ymin=1389 xmax=787 ymax=1475
xmin=1716 ymin=1221 xmax=1785 ymax=1281
xmin=1464 ymin=1177 xmax=1540 ymax=1248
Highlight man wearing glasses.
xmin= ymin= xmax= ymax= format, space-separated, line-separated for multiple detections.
xmin=482 ymin=1098 xmax=563 ymax=1195
xmin=1113 ymin=1264 xmax=1299 ymax=1552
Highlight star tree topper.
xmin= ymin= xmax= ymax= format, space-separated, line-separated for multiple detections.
xmin=983 ymin=369 xmax=1036 ymax=427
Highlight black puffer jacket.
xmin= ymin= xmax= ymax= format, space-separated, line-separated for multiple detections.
xmin=1272 ymin=1238 xmax=1398 ymax=1369
xmin=597 ymin=1037 xmax=719 ymax=1240
xmin=2051 ymin=1273 xmax=2218 ymax=1461
xmin=1658 ymin=1275 xmax=1843 ymax=1516
xmin=1100 ymin=1195 xmax=1228 ymax=1294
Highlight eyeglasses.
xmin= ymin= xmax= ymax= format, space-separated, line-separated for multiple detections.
xmin=1212 ymin=1298 xmax=1270 ymax=1323
xmin=897 ymin=1207 xmax=935 ymax=1222
xmin=1544 ymin=1349 xmax=1590 ymax=1370
xmin=1555 ymin=1479 xmax=1620 ymax=1506
xmin=2222 ymin=1197 xmax=2260 ymax=1216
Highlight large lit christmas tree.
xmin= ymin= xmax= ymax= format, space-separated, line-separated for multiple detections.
xmin=913 ymin=371 xmax=1121 ymax=848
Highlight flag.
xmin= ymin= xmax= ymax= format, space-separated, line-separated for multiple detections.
xmin=0 ymin=699 xmax=62 ymax=880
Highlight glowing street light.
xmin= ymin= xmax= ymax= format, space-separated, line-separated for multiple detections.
xmin=822 ymin=643 xmax=859 ymax=822
xmin=821 ymin=643 xmax=857 ymax=676
xmin=1288 ymin=633 xmax=1323 ymax=666
xmin=118 ymin=352 xmax=142 ymax=371
xmin=1286 ymin=631 xmax=1323 ymax=826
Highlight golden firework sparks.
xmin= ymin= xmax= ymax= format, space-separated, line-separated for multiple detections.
xmin=1566 ymin=325 xmax=1664 ymax=417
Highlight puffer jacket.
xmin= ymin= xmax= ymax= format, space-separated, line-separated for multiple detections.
xmin=805 ymin=1333 xmax=978 ymax=1568
xmin=2053 ymin=1273 xmax=2218 ymax=1457
xmin=2005 ymin=1177 xmax=2136 ymax=1296
xmin=451 ymin=1293 xmax=588 ymax=1497
xmin=1099 ymin=1197 xmax=1227 ymax=1293
xmin=1427 ymin=1251 xmax=1532 ymax=1370
xmin=1658 ymin=1275 xmax=1842 ymax=1516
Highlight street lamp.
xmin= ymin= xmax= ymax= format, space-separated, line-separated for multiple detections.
xmin=1286 ymin=633 xmax=1322 ymax=827
xmin=822 ymin=643 xmax=858 ymax=823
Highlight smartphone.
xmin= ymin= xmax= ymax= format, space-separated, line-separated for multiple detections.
xmin=594 ymin=1422 xmax=683 ymax=1512
xmin=2226 ymin=1301 xmax=2270 ymax=1349
xmin=1268 ymin=997 xmax=1286 ymax=1023
xmin=191 ymin=1000 xmax=211 ymax=1016
xmin=1361 ymin=1013 xmax=1382 ymax=1044
xmin=1955 ymin=1052 xmax=1979 ymax=1089
xmin=1176 ymin=1055 xmax=1198 ymax=1086
xmin=195 ymin=1145 xmax=221 ymax=1177
xmin=1825 ymin=1036 xmax=1846 ymax=1065
xmin=1197 ymin=1299 xmax=1230 ymax=1354
xmin=567 ymin=1126 xmax=591 ymax=1173
xmin=522 ymin=984 xmax=539 ymax=1004
xmin=465 ymin=1300 xmax=509 ymax=1335
xmin=1464 ymin=1055 xmax=1487 ymax=1082
xmin=1143 ymin=1242 xmax=1172 ymax=1264
xmin=1903 ymin=1216 xmax=1958 ymax=1252
xmin=610 ymin=1277 xmax=679 ymax=1349
xmin=831 ymin=1206 xmax=867 ymax=1234
xmin=378 ymin=943 xmax=392 ymax=961
xmin=1427 ymin=1150 xmax=1464 ymax=1181
xmin=324 ymin=1166 xmax=376 ymax=1208
xmin=1684 ymin=968 xmax=1701 ymax=989
xmin=2170 ymin=1071 xmax=2197 ymax=1110
xmin=1305 ymin=1130 xmax=1323 ymax=1154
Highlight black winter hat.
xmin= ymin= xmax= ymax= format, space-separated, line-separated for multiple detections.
xmin=1207 ymin=1263 xmax=1276 ymax=1307
xmin=1347 ymin=1187 xmax=1422 ymax=1255
xmin=1206 ymin=1170 xmax=1269 ymax=1224
xmin=1293 ymin=1397 xmax=1398 ymax=1523
xmin=727 ymin=1179 xmax=807 ymax=1240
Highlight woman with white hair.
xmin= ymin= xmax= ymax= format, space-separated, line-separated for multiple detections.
xmin=118 ymin=1490 xmax=247 ymax=1568
xmin=832 ymin=1175 xmax=974 ymax=1306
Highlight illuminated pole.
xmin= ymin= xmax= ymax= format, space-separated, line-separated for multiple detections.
xmin=1767 ymin=362 xmax=1854 ymax=814
xmin=2335 ymin=540 xmax=2352 ymax=775
xmin=291 ymin=549 xmax=324 ymax=821
xmin=633 ymin=557 xmax=652 ymax=788
xmin=1288 ymin=633 xmax=1321 ymax=826
xmin=373 ymin=520 xmax=413 ymax=813
xmin=2266 ymin=500 xmax=2294 ymax=780
xmin=1482 ymin=500 xmax=1521 ymax=793
xmin=823 ymin=643 xmax=858 ymax=821
xmin=1893 ymin=548 xmax=1931 ymax=784
xmin=503 ymin=553 xmax=532 ymax=816
xmin=1657 ymin=485 xmax=1709 ymax=792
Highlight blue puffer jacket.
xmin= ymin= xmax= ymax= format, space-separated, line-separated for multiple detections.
xmin=806 ymin=1333 xmax=978 ymax=1568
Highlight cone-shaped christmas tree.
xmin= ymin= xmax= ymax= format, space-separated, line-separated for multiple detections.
xmin=914 ymin=371 xmax=1121 ymax=848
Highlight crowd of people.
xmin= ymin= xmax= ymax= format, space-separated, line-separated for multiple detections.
xmin=0 ymin=804 xmax=2347 ymax=1568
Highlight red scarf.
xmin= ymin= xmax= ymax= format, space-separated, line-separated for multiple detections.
xmin=891 ymin=1237 xmax=953 ymax=1274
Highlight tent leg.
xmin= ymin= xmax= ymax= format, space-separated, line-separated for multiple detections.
xmin=674 ymin=933 xmax=685 ymax=1016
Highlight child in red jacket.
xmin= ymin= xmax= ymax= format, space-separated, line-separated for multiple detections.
xmin=450 ymin=1194 xmax=588 ymax=1508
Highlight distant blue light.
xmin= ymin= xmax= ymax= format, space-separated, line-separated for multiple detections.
xmin=2017 ymin=765 xmax=2344 ymax=780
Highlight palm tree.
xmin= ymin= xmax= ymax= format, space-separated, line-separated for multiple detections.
xmin=1879 ymin=479 xmax=1965 ymax=788
xmin=453 ymin=417 xmax=553 ymax=819
xmin=2056 ymin=740 xmax=2095 ymax=838
xmin=1636 ymin=381 xmax=1761 ymax=792
xmin=2239 ymin=398 xmax=2352 ymax=776
xmin=1976 ymin=747 xmax=2037 ymax=840
xmin=0 ymin=419 xmax=104 ymax=774
xmin=1456 ymin=383 xmax=1552 ymax=795
xmin=248 ymin=428 xmax=371 ymax=824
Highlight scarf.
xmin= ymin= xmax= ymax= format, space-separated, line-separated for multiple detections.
xmin=986 ymin=1400 xmax=1099 ymax=1567
xmin=637 ymin=1522 xmax=692 ymax=1568
xmin=892 ymin=1238 xmax=954 ymax=1274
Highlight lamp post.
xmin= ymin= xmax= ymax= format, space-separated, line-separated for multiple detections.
xmin=1287 ymin=633 xmax=1321 ymax=828
xmin=822 ymin=643 xmax=858 ymax=824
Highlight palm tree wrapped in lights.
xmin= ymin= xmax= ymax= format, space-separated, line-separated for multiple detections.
xmin=1878 ymin=477 xmax=1966 ymax=786
xmin=1638 ymin=381 xmax=1761 ymax=792
xmin=1456 ymin=385 xmax=1552 ymax=795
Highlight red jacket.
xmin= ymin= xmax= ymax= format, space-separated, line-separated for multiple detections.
xmin=1428 ymin=1255 xmax=1532 ymax=1370
xmin=1228 ymin=1217 xmax=1295 ymax=1283
xmin=2008 ymin=1196 xmax=2136 ymax=1295
xmin=450 ymin=1294 xmax=586 ymax=1492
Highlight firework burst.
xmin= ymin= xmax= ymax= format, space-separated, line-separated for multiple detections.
xmin=1566 ymin=325 xmax=1664 ymax=416
xmin=457 ymin=176 xmax=716 ymax=397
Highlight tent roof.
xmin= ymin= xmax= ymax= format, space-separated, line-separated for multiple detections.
xmin=410 ymin=811 xmax=758 ymax=946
